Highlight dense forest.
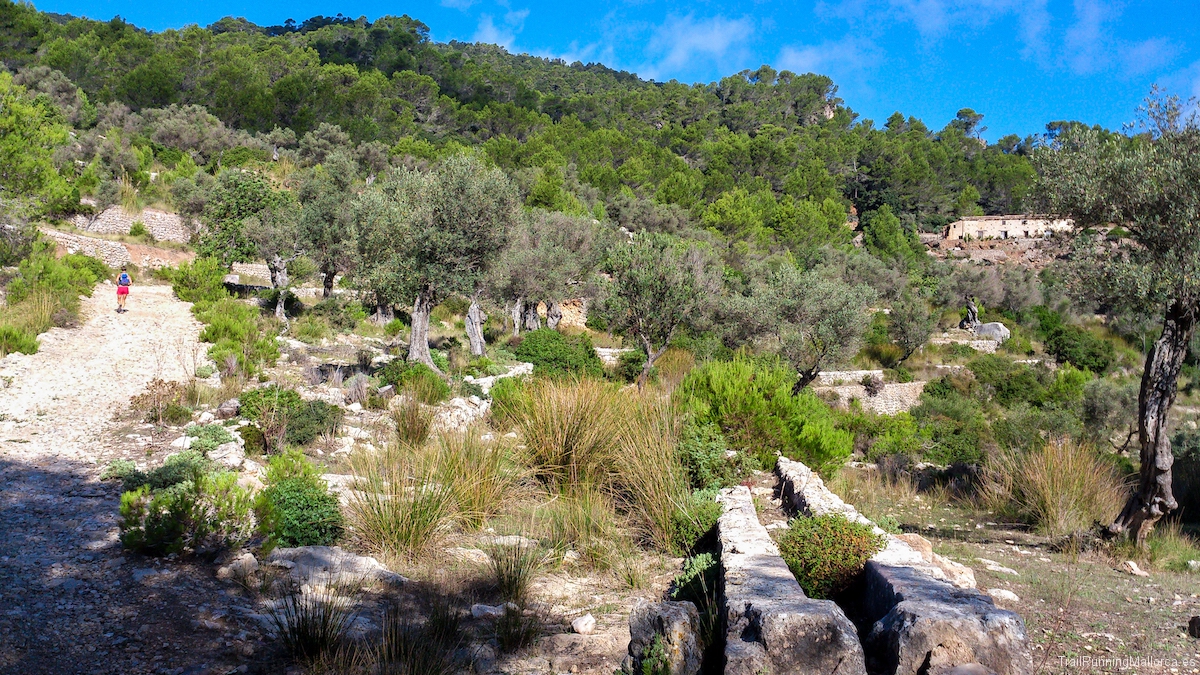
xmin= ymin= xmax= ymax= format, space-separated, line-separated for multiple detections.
xmin=0 ymin=0 xmax=1038 ymax=244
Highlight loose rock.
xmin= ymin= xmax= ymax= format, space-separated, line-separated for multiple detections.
xmin=572 ymin=613 xmax=596 ymax=635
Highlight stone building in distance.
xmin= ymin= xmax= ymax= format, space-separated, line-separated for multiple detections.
xmin=944 ymin=215 xmax=1072 ymax=241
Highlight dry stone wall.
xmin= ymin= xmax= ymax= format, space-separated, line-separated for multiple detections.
xmin=816 ymin=381 xmax=926 ymax=415
xmin=70 ymin=206 xmax=192 ymax=244
xmin=40 ymin=228 xmax=195 ymax=270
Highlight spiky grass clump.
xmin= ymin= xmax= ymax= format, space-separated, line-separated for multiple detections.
xmin=375 ymin=599 xmax=465 ymax=675
xmin=269 ymin=581 xmax=360 ymax=664
xmin=981 ymin=438 xmax=1128 ymax=536
xmin=612 ymin=394 xmax=691 ymax=551
xmin=493 ymin=606 xmax=541 ymax=653
xmin=537 ymin=485 xmax=623 ymax=568
xmin=486 ymin=539 xmax=546 ymax=604
xmin=434 ymin=432 xmax=523 ymax=530
xmin=347 ymin=447 xmax=456 ymax=557
xmin=390 ymin=395 xmax=435 ymax=449
xmin=516 ymin=377 xmax=623 ymax=486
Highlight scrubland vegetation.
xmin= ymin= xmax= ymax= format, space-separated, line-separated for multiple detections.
xmin=4 ymin=1 xmax=1200 ymax=670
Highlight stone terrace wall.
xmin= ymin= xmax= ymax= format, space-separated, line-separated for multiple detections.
xmin=40 ymin=228 xmax=194 ymax=270
xmin=815 ymin=381 xmax=926 ymax=415
xmin=70 ymin=206 xmax=193 ymax=244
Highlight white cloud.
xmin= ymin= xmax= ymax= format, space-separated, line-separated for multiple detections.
xmin=440 ymin=0 xmax=478 ymax=10
xmin=777 ymin=35 xmax=880 ymax=76
xmin=473 ymin=15 xmax=515 ymax=47
xmin=640 ymin=14 xmax=756 ymax=81
xmin=1161 ymin=59 xmax=1200 ymax=100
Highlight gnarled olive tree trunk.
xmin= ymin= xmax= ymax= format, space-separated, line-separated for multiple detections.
xmin=523 ymin=300 xmax=541 ymax=332
xmin=407 ymin=288 xmax=438 ymax=372
xmin=266 ymin=254 xmax=291 ymax=321
xmin=466 ymin=295 xmax=487 ymax=357
xmin=546 ymin=301 xmax=563 ymax=330
xmin=510 ymin=298 xmax=523 ymax=337
xmin=1110 ymin=300 xmax=1196 ymax=545
xmin=321 ymin=263 xmax=337 ymax=299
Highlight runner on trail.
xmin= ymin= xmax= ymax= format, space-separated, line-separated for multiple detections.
xmin=116 ymin=266 xmax=131 ymax=313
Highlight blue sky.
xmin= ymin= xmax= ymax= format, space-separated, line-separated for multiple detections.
xmin=33 ymin=0 xmax=1200 ymax=141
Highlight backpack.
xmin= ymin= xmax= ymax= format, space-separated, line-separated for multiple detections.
xmin=118 ymin=272 xmax=131 ymax=286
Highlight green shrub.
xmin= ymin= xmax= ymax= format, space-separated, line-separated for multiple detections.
xmin=777 ymin=514 xmax=885 ymax=598
xmin=286 ymin=400 xmax=343 ymax=446
xmin=677 ymin=418 xmax=755 ymax=491
xmin=670 ymin=489 xmax=722 ymax=553
xmin=101 ymin=459 xmax=148 ymax=493
xmin=119 ymin=470 xmax=254 ymax=556
xmin=239 ymin=386 xmax=341 ymax=446
xmin=616 ymin=349 xmax=650 ymax=383
xmin=514 ymin=329 xmax=603 ymax=378
xmin=293 ymin=315 xmax=331 ymax=343
xmin=240 ymin=385 xmax=304 ymax=421
xmin=129 ymin=221 xmax=148 ymax=238
xmin=487 ymin=376 xmax=529 ymax=428
xmin=257 ymin=451 xmax=343 ymax=547
xmin=194 ymin=296 xmax=278 ymax=374
xmin=309 ymin=297 xmax=368 ymax=332
xmin=384 ymin=318 xmax=407 ymax=337
xmin=186 ymin=423 xmax=235 ymax=454
xmin=669 ymin=552 xmax=720 ymax=653
xmin=170 ymin=257 xmax=229 ymax=305
xmin=0 ymin=325 xmax=38 ymax=355
xmin=377 ymin=361 xmax=450 ymax=403
xmin=911 ymin=385 xmax=992 ymax=465
xmin=677 ymin=358 xmax=853 ymax=475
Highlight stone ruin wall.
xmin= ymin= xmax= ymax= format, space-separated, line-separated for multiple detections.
xmin=69 ymin=206 xmax=193 ymax=244
xmin=944 ymin=215 xmax=1072 ymax=241
xmin=815 ymin=381 xmax=927 ymax=415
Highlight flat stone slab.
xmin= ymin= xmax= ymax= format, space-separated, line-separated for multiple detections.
xmin=717 ymin=485 xmax=866 ymax=675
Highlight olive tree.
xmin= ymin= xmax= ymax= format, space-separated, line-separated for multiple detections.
xmin=890 ymin=292 xmax=934 ymax=363
xmin=354 ymin=155 xmax=518 ymax=372
xmin=298 ymin=151 xmax=358 ymax=298
xmin=598 ymin=232 xmax=722 ymax=389
xmin=1034 ymin=91 xmax=1200 ymax=544
xmin=489 ymin=210 xmax=609 ymax=340
xmin=244 ymin=205 xmax=303 ymax=321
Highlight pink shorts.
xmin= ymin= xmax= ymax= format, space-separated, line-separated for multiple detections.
xmin=117 ymin=286 xmax=129 ymax=296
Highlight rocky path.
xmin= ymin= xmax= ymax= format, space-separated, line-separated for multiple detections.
xmin=0 ymin=284 xmax=272 ymax=675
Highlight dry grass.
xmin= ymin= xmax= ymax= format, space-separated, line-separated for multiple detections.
xmin=980 ymin=438 xmax=1128 ymax=536
xmin=516 ymin=377 xmax=623 ymax=486
xmin=612 ymin=394 xmax=690 ymax=550
xmin=390 ymin=396 xmax=435 ymax=448
xmin=653 ymin=347 xmax=696 ymax=393
xmin=346 ymin=445 xmax=457 ymax=558
xmin=433 ymin=432 xmax=525 ymax=530
xmin=827 ymin=465 xmax=921 ymax=523
xmin=535 ymin=484 xmax=623 ymax=568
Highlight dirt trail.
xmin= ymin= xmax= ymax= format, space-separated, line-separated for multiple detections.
xmin=0 ymin=283 xmax=201 ymax=454
xmin=0 ymin=284 xmax=273 ymax=675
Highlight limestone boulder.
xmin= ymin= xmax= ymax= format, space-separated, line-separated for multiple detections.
xmin=974 ymin=322 xmax=1010 ymax=343
xmin=215 ymin=398 xmax=240 ymax=420
xmin=622 ymin=601 xmax=702 ymax=675
xmin=209 ymin=441 xmax=245 ymax=470
xmin=265 ymin=545 xmax=407 ymax=587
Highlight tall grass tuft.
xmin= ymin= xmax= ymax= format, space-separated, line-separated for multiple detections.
xmin=612 ymin=394 xmax=691 ymax=550
xmin=537 ymin=485 xmax=622 ymax=568
xmin=346 ymin=447 xmax=456 ymax=557
xmin=269 ymin=581 xmax=360 ymax=664
xmin=981 ymin=438 xmax=1128 ymax=536
xmin=486 ymin=539 xmax=546 ymax=604
xmin=390 ymin=396 xmax=435 ymax=448
xmin=1145 ymin=520 xmax=1200 ymax=572
xmin=434 ymin=432 xmax=522 ymax=530
xmin=375 ymin=599 xmax=465 ymax=675
xmin=517 ymin=377 xmax=623 ymax=486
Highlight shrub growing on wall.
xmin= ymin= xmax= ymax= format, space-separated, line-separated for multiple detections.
xmin=777 ymin=514 xmax=884 ymax=598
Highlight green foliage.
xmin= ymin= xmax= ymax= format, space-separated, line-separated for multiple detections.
xmin=513 ymin=328 xmax=603 ymax=378
xmin=677 ymin=418 xmax=756 ymax=491
xmin=678 ymin=358 xmax=853 ymax=475
xmin=487 ymin=376 xmax=529 ymax=427
xmin=239 ymin=385 xmax=341 ymax=446
xmin=615 ymin=348 xmax=651 ymax=383
xmin=119 ymin=468 xmax=253 ymax=556
xmin=377 ymin=361 xmax=451 ymax=403
xmin=309 ymin=297 xmax=368 ymax=331
xmin=195 ymin=296 xmax=279 ymax=375
xmin=670 ymin=489 xmax=722 ymax=553
xmin=185 ymin=423 xmax=235 ymax=454
xmin=256 ymin=450 xmax=343 ymax=547
xmin=287 ymin=400 xmax=343 ymax=446
xmin=1044 ymin=324 xmax=1114 ymax=374
xmin=862 ymin=205 xmax=921 ymax=268
xmin=0 ymin=325 xmax=39 ymax=355
xmin=777 ymin=514 xmax=885 ymax=599
xmin=169 ymin=257 xmax=229 ymax=304
xmin=0 ymin=72 xmax=74 ymax=214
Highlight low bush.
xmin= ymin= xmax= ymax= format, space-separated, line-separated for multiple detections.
xmin=677 ymin=418 xmax=756 ymax=491
xmin=239 ymin=386 xmax=340 ymax=448
xmin=256 ymin=450 xmax=343 ymax=547
xmin=376 ymin=361 xmax=450 ymax=404
xmin=616 ymin=348 xmax=650 ymax=383
xmin=195 ymin=297 xmax=279 ymax=375
xmin=980 ymin=438 xmax=1127 ymax=536
xmin=292 ymin=315 xmax=330 ymax=343
xmin=670 ymin=489 xmax=721 ymax=553
xmin=186 ymin=423 xmax=235 ymax=454
xmin=0 ymin=244 xmax=108 ymax=355
xmin=677 ymin=358 xmax=853 ymax=476
xmin=670 ymin=552 xmax=720 ymax=652
xmin=777 ymin=514 xmax=885 ymax=599
xmin=170 ymin=257 xmax=228 ymax=305
xmin=487 ymin=376 xmax=529 ymax=428
xmin=514 ymin=328 xmax=603 ymax=378
xmin=119 ymin=468 xmax=254 ymax=556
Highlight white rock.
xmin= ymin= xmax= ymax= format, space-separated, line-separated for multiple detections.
xmin=562 ymin=549 xmax=582 ymax=565
xmin=1186 ymin=560 xmax=1199 ymax=572
xmin=445 ymin=547 xmax=491 ymax=565
xmin=197 ymin=411 xmax=215 ymax=425
xmin=478 ymin=535 xmax=539 ymax=548
xmin=216 ymin=552 xmax=259 ymax=581
xmin=1123 ymin=560 xmax=1150 ymax=577
xmin=976 ymin=558 xmax=1020 ymax=576
xmin=347 ymin=402 xmax=363 ymax=413
xmin=471 ymin=604 xmax=506 ymax=620
xmin=572 ymin=613 xmax=596 ymax=635
xmin=170 ymin=436 xmax=194 ymax=449
xmin=988 ymin=589 xmax=1020 ymax=603
xmin=209 ymin=442 xmax=245 ymax=470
